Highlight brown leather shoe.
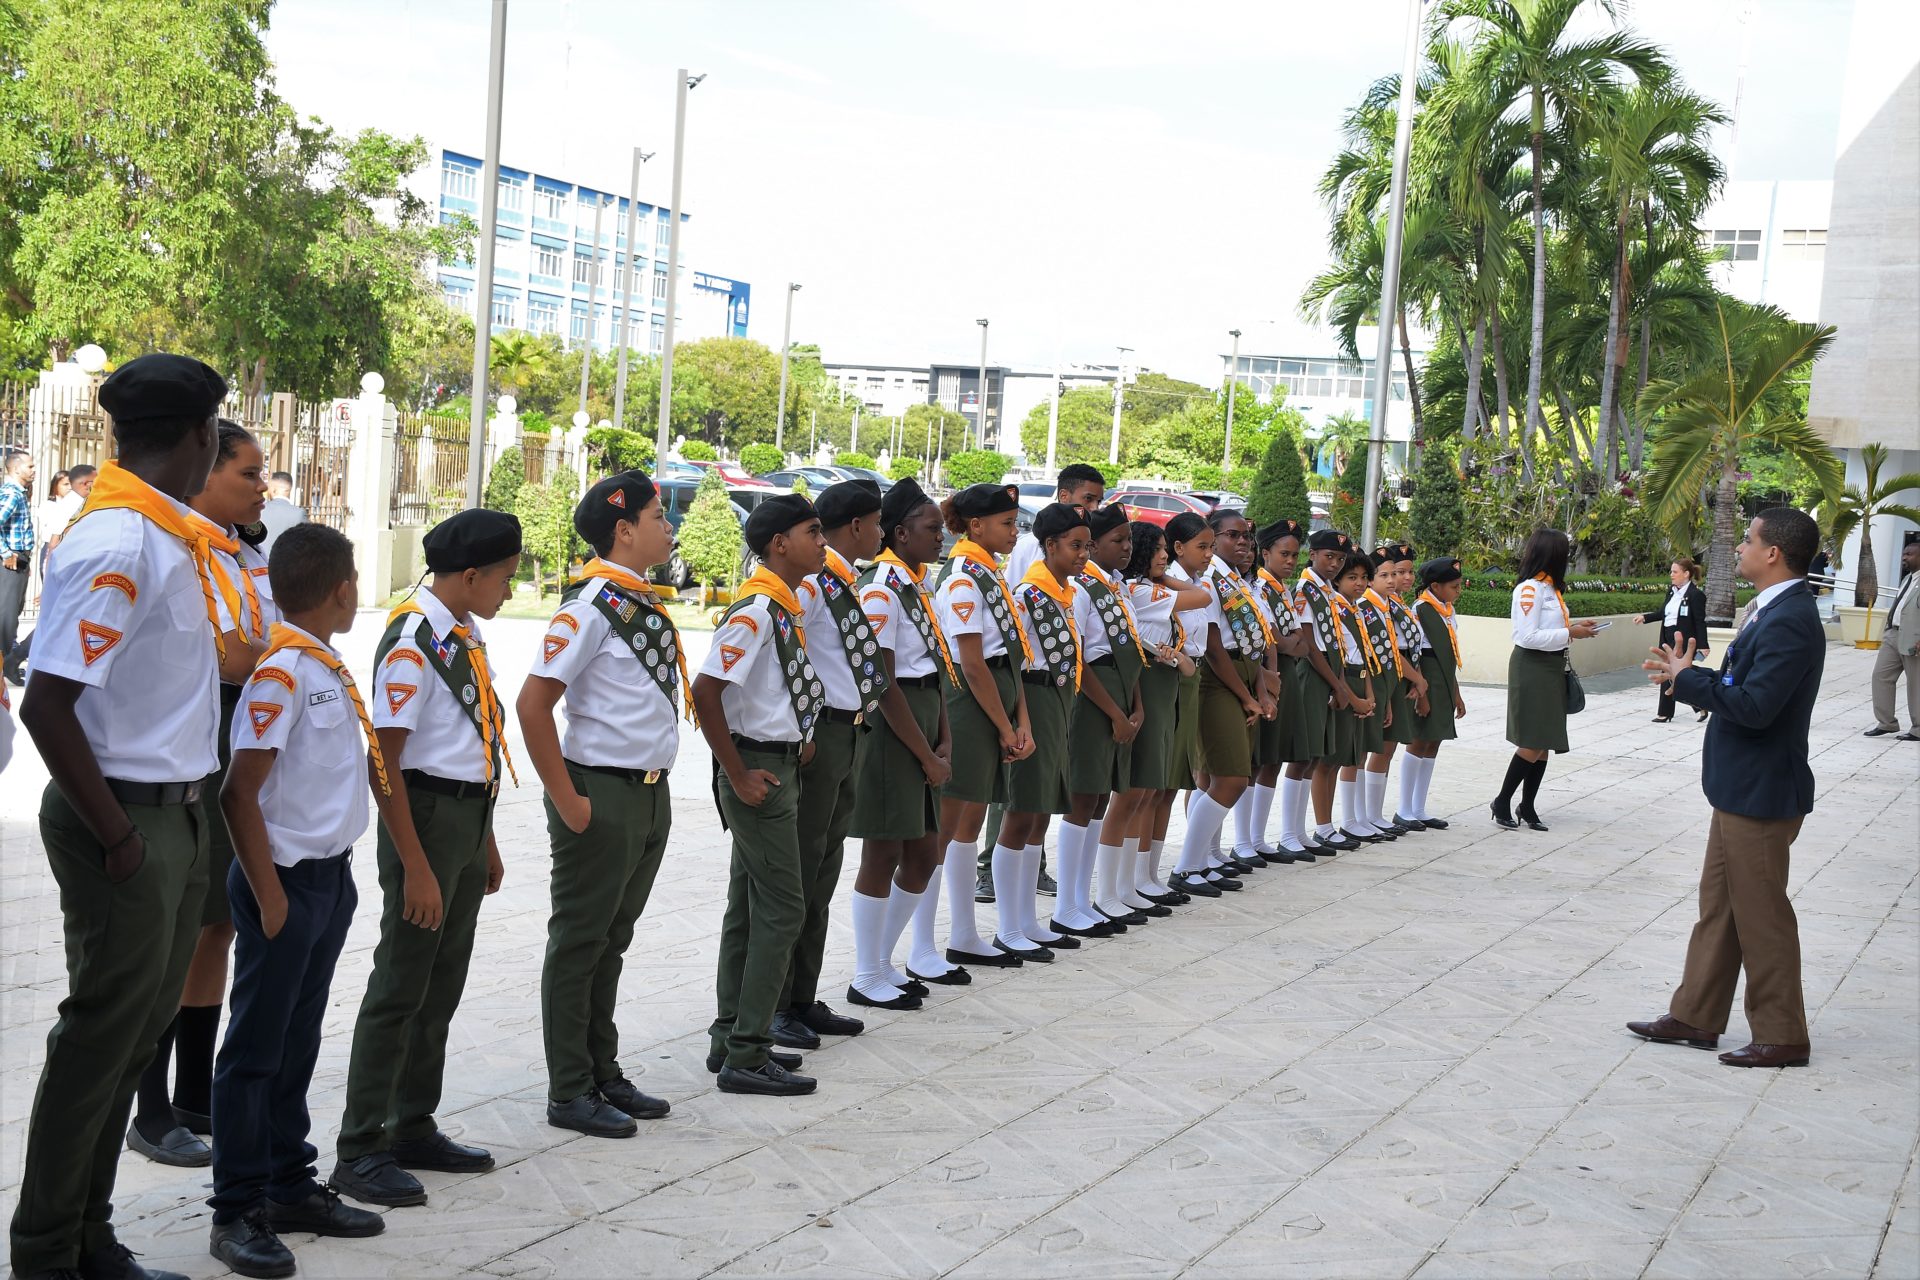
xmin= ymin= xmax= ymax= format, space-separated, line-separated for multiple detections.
xmin=1718 ymin=1042 xmax=1810 ymax=1068
xmin=1625 ymin=1014 xmax=1719 ymax=1049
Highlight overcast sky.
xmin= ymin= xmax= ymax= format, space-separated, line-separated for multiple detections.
xmin=265 ymin=0 xmax=1854 ymax=383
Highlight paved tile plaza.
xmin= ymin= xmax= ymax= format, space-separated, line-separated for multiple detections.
xmin=1 ymin=618 xmax=1915 ymax=1279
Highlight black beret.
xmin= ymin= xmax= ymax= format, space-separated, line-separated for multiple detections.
xmin=574 ymin=470 xmax=658 ymax=547
xmin=1258 ymin=519 xmax=1305 ymax=550
xmin=1030 ymin=502 xmax=1088 ymax=545
xmin=951 ymin=483 xmax=1019 ymax=520
xmin=1308 ymin=528 xmax=1353 ymax=552
xmin=1373 ymin=541 xmax=1415 ymax=564
xmin=814 ymin=479 xmax=883 ymax=530
xmin=745 ymin=492 xmax=817 ymax=557
xmin=1419 ymin=556 xmax=1463 ymax=588
xmin=98 ymin=353 xmax=227 ymax=422
xmin=1087 ymin=502 xmax=1130 ymax=541
xmin=879 ymin=477 xmax=933 ymax=532
xmin=424 ymin=508 xmax=522 ymax=572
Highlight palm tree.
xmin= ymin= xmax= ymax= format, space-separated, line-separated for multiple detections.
xmin=488 ymin=331 xmax=551 ymax=396
xmin=1641 ymin=299 xmax=1842 ymax=622
xmin=1441 ymin=0 xmax=1665 ymax=459
xmin=1817 ymin=443 xmax=1920 ymax=609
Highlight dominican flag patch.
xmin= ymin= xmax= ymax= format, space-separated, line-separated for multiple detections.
xmin=598 ymin=584 xmax=638 ymax=622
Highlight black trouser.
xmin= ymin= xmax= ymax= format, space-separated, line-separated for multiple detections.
xmin=0 ymin=560 xmax=28 ymax=676
xmin=1656 ymin=624 xmax=1681 ymax=718
xmin=210 ymin=855 xmax=357 ymax=1223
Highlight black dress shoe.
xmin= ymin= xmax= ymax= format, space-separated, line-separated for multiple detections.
xmin=1898 ymin=732 xmax=1920 ymax=742
xmin=994 ymin=938 xmax=1054 ymax=963
xmin=1128 ymin=900 xmax=1174 ymax=918
xmin=707 ymin=1049 xmax=802 ymax=1073
xmin=770 ymin=1008 xmax=823 ymax=1048
xmin=1172 ymin=872 xmax=1220 ymax=898
xmin=717 ymin=1061 xmax=818 ymax=1096
xmin=1032 ymin=932 xmax=1080 ymax=948
xmin=1261 ymin=846 xmax=1301 ymax=864
xmin=1140 ymin=888 xmax=1187 ymax=905
xmin=1275 ymin=845 xmax=1317 ymax=863
xmin=546 ymin=1091 xmax=637 ymax=1138
xmin=126 ymin=1121 xmax=211 ymax=1168
xmin=1096 ymin=905 xmax=1149 ymax=926
xmin=172 ymin=1105 xmax=212 ymax=1137
xmin=1379 ymin=820 xmax=1410 ymax=836
xmin=329 ymin=1152 xmax=426 ymax=1207
xmin=1210 ymin=874 xmax=1245 ymax=891
xmin=1393 ymin=814 xmax=1427 ymax=831
xmin=1490 ymin=802 xmax=1519 ymax=830
xmin=1212 ymin=861 xmax=1243 ymax=877
xmin=265 ymin=1186 xmax=385 ymax=1238
xmin=909 ymin=964 xmax=973 ymax=985
xmin=845 ymin=983 xmax=922 ymax=1010
xmin=1863 ymin=725 xmax=1897 ymax=737
xmin=78 ymin=1242 xmax=190 ymax=1280
xmin=947 ymin=945 xmax=1021 ymax=967
xmin=790 ymin=1000 xmax=865 ymax=1037
xmin=597 ymin=1076 xmax=671 ymax=1120
xmin=1343 ymin=827 xmax=1385 ymax=843
xmin=1050 ymin=917 xmax=1115 ymax=938
xmin=209 ymin=1213 xmax=295 ymax=1279
xmin=1515 ymin=809 xmax=1549 ymax=832
xmin=1419 ymin=816 xmax=1448 ymax=830
xmin=1235 ymin=851 xmax=1267 ymax=869
xmin=389 ymin=1130 xmax=495 ymax=1172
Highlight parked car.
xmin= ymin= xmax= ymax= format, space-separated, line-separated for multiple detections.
xmin=1186 ymin=491 xmax=1248 ymax=513
xmin=687 ymin=458 xmax=775 ymax=488
xmin=652 ymin=460 xmax=704 ymax=483
xmin=1014 ymin=481 xmax=1055 ymax=503
xmin=816 ymin=463 xmax=894 ymax=493
xmin=762 ymin=469 xmax=832 ymax=496
xmin=1108 ymin=488 xmax=1213 ymax=527
xmin=652 ymin=478 xmax=752 ymax=588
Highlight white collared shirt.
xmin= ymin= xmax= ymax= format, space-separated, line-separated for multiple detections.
xmin=1741 ymin=577 xmax=1802 ymax=628
xmin=28 ymin=501 xmax=219 ymax=782
xmin=1663 ymin=583 xmax=1686 ymax=628
xmin=933 ymin=558 xmax=1009 ymax=659
xmin=700 ymin=595 xmax=807 ymax=742
xmin=860 ymin=563 xmax=938 ymax=680
xmin=374 ymin=586 xmax=495 ymax=783
xmin=1165 ymin=562 xmax=1213 ymax=656
xmin=798 ymin=548 xmax=865 ymax=713
xmin=1073 ymin=563 xmax=1133 ymax=663
xmin=1128 ymin=577 xmax=1180 ymax=649
xmin=1005 ymin=531 xmax=1042 ymax=591
xmin=1889 ymin=570 xmax=1917 ymax=625
xmin=533 ymin=576 xmax=679 ymax=771
xmin=1332 ymin=598 xmax=1368 ymax=666
xmin=1511 ymin=578 xmax=1571 ymax=652
xmin=210 ymin=537 xmax=279 ymax=658
xmin=233 ymin=625 xmax=369 ymax=865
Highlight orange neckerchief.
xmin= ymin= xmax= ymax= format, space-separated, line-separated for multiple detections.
xmin=255 ymin=623 xmax=390 ymax=795
xmin=1082 ymin=561 xmax=1147 ymax=663
xmin=736 ymin=566 xmax=807 ymax=646
xmin=1258 ymin=568 xmax=1295 ymax=612
xmin=208 ymin=539 xmax=266 ymax=643
xmin=1018 ymin=561 xmax=1081 ymax=692
xmin=823 ymin=546 xmax=857 ymax=588
xmin=876 ymin=548 xmax=957 ymax=685
xmin=949 ymin=539 xmax=1034 ymax=664
xmin=1329 ymin=590 xmax=1381 ymax=673
xmin=1419 ymin=588 xmax=1464 ymax=669
xmin=1362 ymin=588 xmax=1406 ymax=677
xmin=69 ymin=461 xmax=235 ymax=660
xmin=386 ymin=598 xmax=518 ymax=787
xmin=572 ymin=557 xmax=696 ymax=722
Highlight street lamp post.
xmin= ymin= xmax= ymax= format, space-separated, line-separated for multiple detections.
xmin=656 ymin=69 xmax=705 ymax=463
xmin=975 ymin=318 xmax=989 ymax=452
xmin=774 ymin=282 xmax=800 ymax=451
xmin=611 ymin=148 xmax=652 ymax=431
xmin=576 ymin=195 xmax=607 ymax=421
xmin=1108 ymin=346 xmax=1132 ymax=465
xmin=1045 ymin=362 xmax=1060 ymax=475
xmin=1222 ymin=328 xmax=1242 ymax=473
xmin=464 ymin=0 xmax=509 ymax=508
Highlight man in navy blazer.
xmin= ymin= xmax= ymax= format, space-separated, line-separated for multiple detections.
xmin=1628 ymin=508 xmax=1826 ymax=1069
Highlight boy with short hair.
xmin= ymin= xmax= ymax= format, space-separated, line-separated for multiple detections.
xmin=696 ymin=493 xmax=829 ymax=1097
xmin=331 ymin=509 xmax=521 ymax=1208
xmin=209 ymin=523 xmax=385 ymax=1278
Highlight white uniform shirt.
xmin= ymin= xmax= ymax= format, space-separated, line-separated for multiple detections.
xmin=1165 ymin=562 xmax=1212 ymax=657
xmin=1662 ymin=583 xmax=1685 ymax=627
xmin=1011 ymin=573 xmax=1078 ymax=675
xmin=1512 ymin=578 xmax=1571 ymax=651
xmin=374 ymin=586 xmax=494 ymax=783
xmin=1332 ymin=597 xmax=1367 ymax=666
xmin=235 ymin=627 xmax=370 ymax=865
xmin=1005 ymin=531 xmax=1042 ymax=591
xmin=860 ymin=565 xmax=938 ymax=680
xmin=797 ymin=548 xmax=863 ymax=713
xmin=1129 ymin=578 xmax=1179 ymax=649
xmin=933 ymin=558 xmax=1009 ymax=660
xmin=29 ymin=502 xmax=219 ymax=781
xmin=209 ymin=538 xmax=279 ymax=655
xmin=534 ymin=577 xmax=679 ymax=771
xmin=1074 ymin=563 xmax=1139 ymax=663
xmin=700 ymin=595 xmax=806 ymax=742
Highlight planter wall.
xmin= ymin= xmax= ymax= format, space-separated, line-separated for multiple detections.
xmin=1837 ymin=606 xmax=1886 ymax=646
xmin=1454 ymin=611 xmax=1663 ymax=684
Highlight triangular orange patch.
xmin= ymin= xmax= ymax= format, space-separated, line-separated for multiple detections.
xmin=865 ymin=611 xmax=887 ymax=632
xmin=77 ymin=620 xmax=122 ymax=666
xmin=608 ymin=488 xmax=627 ymax=508
xmin=385 ymin=683 xmax=417 ymax=714
xmin=1519 ymin=584 xmax=1536 ymax=615
xmin=248 ymin=702 xmax=283 ymax=738
xmin=953 ymin=601 xmax=975 ymax=623
xmin=719 ymin=643 xmax=746 ymax=672
xmin=542 ymin=634 xmax=569 ymax=662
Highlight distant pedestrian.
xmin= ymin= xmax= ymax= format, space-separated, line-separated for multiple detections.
xmin=258 ymin=470 xmax=306 ymax=555
xmin=0 ymin=448 xmax=36 ymax=685
xmin=1863 ymin=540 xmax=1920 ymax=741
xmin=1637 ymin=557 xmax=1710 ymax=723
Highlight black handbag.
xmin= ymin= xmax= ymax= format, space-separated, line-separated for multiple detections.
xmin=1564 ymin=654 xmax=1587 ymax=715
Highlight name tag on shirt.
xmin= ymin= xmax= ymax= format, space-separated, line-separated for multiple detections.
xmin=1679 ymin=605 xmax=1690 ymax=616
xmin=308 ymin=688 xmax=341 ymax=707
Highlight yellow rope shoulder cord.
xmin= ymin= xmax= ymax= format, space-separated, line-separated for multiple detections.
xmin=951 ymin=541 xmax=1034 ymax=664
xmin=255 ymin=623 xmax=390 ymax=794
xmin=877 ymin=549 xmax=958 ymax=686
xmin=1329 ymin=592 xmax=1381 ymax=674
xmin=208 ymin=545 xmax=265 ymax=643
xmin=1363 ymin=589 xmax=1406 ymax=677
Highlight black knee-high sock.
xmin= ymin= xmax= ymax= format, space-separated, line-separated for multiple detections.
xmin=171 ymin=1003 xmax=222 ymax=1118
xmin=1518 ymin=756 xmax=1549 ymax=815
xmin=1493 ymin=753 xmax=1529 ymax=811
xmin=133 ymin=1013 xmax=179 ymax=1136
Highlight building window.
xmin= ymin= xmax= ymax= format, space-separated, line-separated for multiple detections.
xmin=534 ymin=244 xmax=564 ymax=279
xmin=1710 ymin=228 xmax=1762 ymax=261
xmin=655 ymin=218 xmax=672 ymax=247
xmin=652 ymin=267 xmax=668 ymax=302
xmin=528 ymin=296 xmax=560 ymax=335
xmin=650 ymin=315 xmax=666 ymax=354
xmin=491 ymin=295 xmax=518 ymax=328
xmin=573 ymin=251 xmax=596 ymax=286
xmin=441 ymin=158 xmax=477 ymax=201
xmin=533 ymin=186 xmax=565 ymax=221
xmin=570 ymin=307 xmax=590 ymax=343
xmin=441 ymin=280 xmax=472 ymax=312
xmin=1780 ymin=228 xmax=1827 ymax=261
xmin=497 ymin=174 xmax=525 ymax=212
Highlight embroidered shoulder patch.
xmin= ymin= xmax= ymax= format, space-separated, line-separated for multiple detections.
xmin=89 ymin=573 xmax=137 ymax=604
xmin=385 ymin=683 xmax=417 ymax=714
xmin=385 ymin=647 xmax=425 ymax=668
xmin=542 ymin=634 xmax=569 ymax=663
xmin=719 ymin=643 xmax=746 ymax=672
xmin=251 ymin=666 xmax=296 ymax=691
xmin=953 ymin=600 xmax=975 ymax=623
xmin=248 ymin=702 xmax=283 ymax=738
xmin=608 ymin=488 xmax=627 ymax=508
xmin=78 ymin=620 xmax=122 ymax=665
xmin=1519 ymin=584 xmax=1537 ymax=615
xmin=549 ymin=611 xmax=580 ymax=632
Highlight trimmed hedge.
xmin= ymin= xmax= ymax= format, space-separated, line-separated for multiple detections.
xmin=1455 ymin=588 xmax=1667 ymax=619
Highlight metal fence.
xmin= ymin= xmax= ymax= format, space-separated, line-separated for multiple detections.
xmin=391 ymin=409 xmax=470 ymax=526
xmin=520 ymin=432 xmax=570 ymax=487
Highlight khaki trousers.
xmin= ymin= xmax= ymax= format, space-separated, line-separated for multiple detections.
xmin=1870 ymin=623 xmax=1918 ymax=731
xmin=1670 ymin=809 xmax=1809 ymax=1044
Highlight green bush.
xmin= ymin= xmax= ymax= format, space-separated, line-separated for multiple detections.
xmin=585 ymin=427 xmax=654 ymax=477
xmin=1246 ymin=428 xmax=1310 ymax=527
xmin=888 ymin=456 xmax=924 ymax=482
xmin=483 ymin=445 xmax=524 ymax=514
xmin=1408 ymin=443 xmax=1465 ymax=557
xmin=680 ymin=439 xmax=717 ymax=462
xmin=512 ymin=468 xmax=580 ymax=597
xmin=1225 ymin=466 xmax=1257 ymax=495
xmin=944 ymin=449 xmax=1011 ymax=488
xmin=1191 ymin=462 xmax=1224 ymax=491
xmin=679 ymin=469 xmax=743 ymax=598
xmin=740 ymin=442 xmax=784 ymax=475
xmin=837 ymin=450 xmax=877 ymax=471
xmin=1454 ymin=587 xmax=1668 ymax=619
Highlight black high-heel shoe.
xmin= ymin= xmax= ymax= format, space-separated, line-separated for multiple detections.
xmin=1515 ymin=808 xmax=1549 ymax=832
xmin=1491 ymin=801 xmax=1519 ymax=830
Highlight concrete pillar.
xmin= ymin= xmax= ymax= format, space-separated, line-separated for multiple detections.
xmin=487 ymin=397 xmax=521 ymax=475
xmin=344 ymin=373 xmax=395 ymax=607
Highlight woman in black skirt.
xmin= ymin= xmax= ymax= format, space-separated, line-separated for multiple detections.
xmin=1492 ymin=528 xmax=1602 ymax=831
xmin=1636 ymin=556 xmax=1709 ymax=723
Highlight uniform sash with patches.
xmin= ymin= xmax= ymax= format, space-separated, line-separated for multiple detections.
xmin=1385 ymin=593 xmax=1427 ymax=663
xmin=936 ymin=540 xmax=1034 ymax=664
xmin=816 ymin=553 xmax=889 ymax=718
xmin=1256 ymin=569 xmax=1300 ymax=639
xmin=1209 ymin=564 xmax=1272 ymax=657
xmin=1355 ymin=593 xmax=1397 ymax=676
xmin=1074 ymin=563 xmax=1145 ymax=689
xmin=1296 ymin=568 xmax=1341 ymax=652
xmin=1016 ymin=563 xmax=1081 ymax=691
xmin=860 ymin=550 xmax=956 ymax=687
xmin=728 ymin=567 xmax=824 ymax=744
xmin=375 ymin=599 xmax=514 ymax=785
xmin=562 ymin=559 xmax=693 ymax=719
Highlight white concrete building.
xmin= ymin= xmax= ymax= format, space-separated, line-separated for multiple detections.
xmin=1699 ymin=179 xmax=1834 ymax=321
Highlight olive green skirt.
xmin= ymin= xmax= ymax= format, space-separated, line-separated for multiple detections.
xmin=1130 ymin=660 xmax=1179 ymax=790
xmin=1407 ymin=651 xmax=1460 ymax=741
xmin=1068 ymin=663 xmax=1132 ymax=796
xmin=1384 ymin=653 xmax=1420 ymax=745
xmin=942 ymin=660 xmax=1018 ymax=805
xmin=849 ymin=682 xmax=944 ymax=840
xmin=1166 ymin=667 xmax=1203 ymax=789
xmin=200 ymin=687 xmax=241 ymax=926
xmin=1298 ymin=654 xmax=1340 ymax=763
xmin=1196 ymin=655 xmax=1258 ymax=779
xmin=1506 ymin=645 xmax=1570 ymax=753
xmin=1326 ymin=668 xmax=1369 ymax=766
xmin=1357 ymin=665 xmax=1388 ymax=755
xmin=1254 ymin=659 xmax=1290 ymax=766
xmin=1007 ymin=676 xmax=1073 ymax=814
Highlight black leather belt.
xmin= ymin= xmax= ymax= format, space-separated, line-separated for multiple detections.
xmin=1087 ymin=653 xmax=1116 ymax=668
xmin=106 ymin=778 xmax=203 ymax=807
xmin=895 ymin=672 xmax=941 ymax=688
xmin=1021 ymin=671 xmax=1062 ymax=686
xmin=732 ymin=734 xmax=803 ymax=759
xmin=401 ymin=769 xmax=496 ymax=800
xmin=984 ymin=652 xmax=1014 ymax=670
xmin=822 ymin=707 xmax=864 ymax=726
xmin=568 ymin=761 xmax=669 ymax=785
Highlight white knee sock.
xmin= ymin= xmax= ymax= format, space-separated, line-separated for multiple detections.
xmin=1415 ymin=754 xmax=1438 ymax=819
xmin=1054 ymin=821 xmax=1091 ymax=924
xmin=1232 ymin=788 xmax=1257 ymax=857
xmin=850 ymin=891 xmax=906 ymax=1001
xmin=1116 ymin=835 xmax=1153 ymax=909
xmin=1025 ymin=843 xmax=1063 ymax=942
xmin=1337 ymin=777 xmax=1360 ymax=832
xmin=1277 ymin=778 xmax=1305 ymax=852
xmin=1251 ymin=782 xmax=1277 ymax=851
xmin=991 ymin=843 xmax=1033 ymax=948
xmin=944 ymin=841 xmax=991 ymax=955
xmin=908 ymin=870 xmax=953 ymax=976
xmin=1176 ymin=792 xmax=1231 ymax=874
xmin=1148 ymin=837 xmax=1168 ymax=890
xmin=1398 ymin=758 xmax=1420 ymax=821
xmin=1093 ymin=838 xmax=1126 ymax=915
xmin=1365 ymin=768 xmax=1389 ymax=829
xmin=1293 ymin=779 xmax=1317 ymax=847
xmin=882 ymin=882 xmax=924 ymax=986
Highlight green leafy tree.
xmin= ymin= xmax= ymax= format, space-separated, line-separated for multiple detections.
xmin=1127 ymin=371 xmax=1212 ymax=427
xmin=944 ymin=450 xmax=1012 ymax=488
xmin=483 ymin=445 xmax=524 ymax=514
xmin=679 ymin=469 xmax=744 ymax=602
xmin=679 ymin=439 xmax=717 ymax=462
xmin=584 ymin=427 xmax=653 ymax=476
xmin=1247 ymin=428 xmax=1312 ymax=527
xmin=1191 ymin=463 xmax=1224 ymax=491
xmin=1020 ymin=386 xmax=1122 ymax=465
xmin=888 ymin=456 xmax=923 ymax=482
xmin=1408 ymin=441 xmax=1467 ymax=556
xmin=669 ymin=336 xmax=782 ymax=448
xmin=837 ymin=451 xmax=877 ymax=471
xmin=1815 ymin=443 xmax=1920 ymax=608
xmin=1226 ymin=466 xmax=1258 ymax=495
xmin=512 ymin=468 xmax=580 ymax=597
xmin=902 ymin=402 xmax=968 ymax=466
xmin=740 ymin=442 xmax=784 ymax=475
xmin=1331 ymin=444 xmax=1381 ymax=534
